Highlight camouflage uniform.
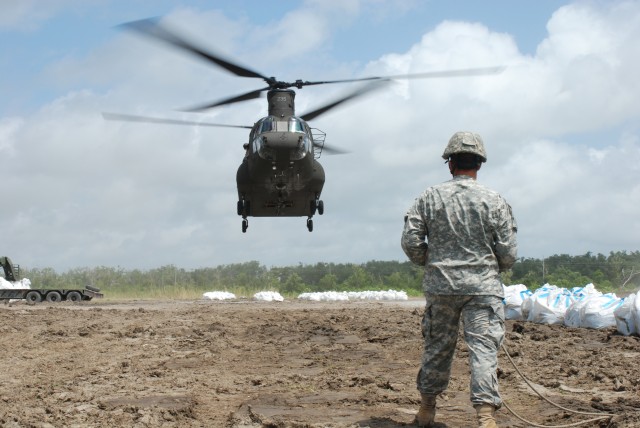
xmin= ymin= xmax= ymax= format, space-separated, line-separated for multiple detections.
xmin=402 ymin=173 xmax=518 ymax=408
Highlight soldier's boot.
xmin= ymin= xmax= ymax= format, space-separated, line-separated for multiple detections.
xmin=415 ymin=394 xmax=437 ymax=427
xmin=475 ymin=404 xmax=498 ymax=428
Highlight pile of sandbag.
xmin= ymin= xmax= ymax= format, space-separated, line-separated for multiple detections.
xmin=0 ymin=277 xmax=31 ymax=289
xmin=503 ymin=283 xmax=639 ymax=336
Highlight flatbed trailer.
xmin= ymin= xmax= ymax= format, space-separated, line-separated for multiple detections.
xmin=0 ymin=287 xmax=103 ymax=303
xmin=1 ymin=256 xmax=103 ymax=303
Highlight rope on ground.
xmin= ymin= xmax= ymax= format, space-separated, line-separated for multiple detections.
xmin=499 ymin=343 xmax=617 ymax=428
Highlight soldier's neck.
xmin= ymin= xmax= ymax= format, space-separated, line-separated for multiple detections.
xmin=453 ymin=170 xmax=477 ymax=179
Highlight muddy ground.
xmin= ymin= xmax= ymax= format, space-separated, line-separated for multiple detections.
xmin=0 ymin=297 xmax=638 ymax=427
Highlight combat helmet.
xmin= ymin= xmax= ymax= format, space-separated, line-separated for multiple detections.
xmin=442 ymin=131 xmax=487 ymax=162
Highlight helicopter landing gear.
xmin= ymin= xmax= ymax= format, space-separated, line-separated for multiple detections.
xmin=310 ymin=196 xmax=324 ymax=216
xmin=306 ymin=218 xmax=313 ymax=232
xmin=238 ymin=197 xmax=250 ymax=233
xmin=237 ymin=198 xmax=251 ymax=216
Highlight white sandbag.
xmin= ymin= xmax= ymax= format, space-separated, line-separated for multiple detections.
xmin=570 ymin=283 xmax=598 ymax=299
xmin=521 ymin=284 xmax=555 ymax=322
xmin=525 ymin=284 xmax=575 ymax=325
xmin=577 ymin=293 xmax=622 ymax=329
xmin=565 ymin=296 xmax=591 ymax=328
xmin=298 ymin=291 xmax=349 ymax=301
xmin=347 ymin=290 xmax=408 ymax=301
xmin=565 ymin=284 xmax=603 ymax=328
xmin=254 ymin=291 xmax=284 ymax=302
xmin=614 ymin=293 xmax=637 ymax=336
xmin=503 ymin=284 xmax=531 ymax=320
xmin=635 ymin=293 xmax=640 ymax=335
xmin=203 ymin=291 xmax=236 ymax=300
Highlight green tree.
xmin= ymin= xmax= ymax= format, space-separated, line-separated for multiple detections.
xmin=342 ymin=266 xmax=374 ymax=291
xmin=281 ymin=272 xmax=306 ymax=295
xmin=544 ymin=267 xmax=591 ymax=288
xmin=318 ymin=273 xmax=338 ymax=290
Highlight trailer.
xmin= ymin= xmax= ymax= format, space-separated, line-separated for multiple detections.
xmin=0 ymin=286 xmax=103 ymax=303
xmin=1 ymin=256 xmax=103 ymax=303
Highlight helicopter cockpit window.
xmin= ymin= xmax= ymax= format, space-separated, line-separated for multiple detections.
xmin=288 ymin=117 xmax=305 ymax=133
xmin=259 ymin=117 xmax=275 ymax=133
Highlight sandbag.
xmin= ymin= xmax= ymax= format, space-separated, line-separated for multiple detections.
xmin=524 ymin=284 xmax=575 ymax=325
xmin=566 ymin=293 xmax=622 ymax=329
xmin=564 ymin=284 xmax=607 ymax=329
xmin=503 ymin=284 xmax=531 ymax=320
xmin=615 ymin=293 xmax=639 ymax=336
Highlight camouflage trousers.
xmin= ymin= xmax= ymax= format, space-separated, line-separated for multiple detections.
xmin=417 ymin=294 xmax=505 ymax=407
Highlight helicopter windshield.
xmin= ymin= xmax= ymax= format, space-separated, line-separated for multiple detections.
xmin=252 ymin=116 xmax=311 ymax=161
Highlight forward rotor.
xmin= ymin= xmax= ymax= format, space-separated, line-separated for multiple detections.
xmin=120 ymin=18 xmax=504 ymax=115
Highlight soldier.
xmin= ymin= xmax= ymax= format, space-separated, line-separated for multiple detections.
xmin=401 ymin=131 xmax=518 ymax=428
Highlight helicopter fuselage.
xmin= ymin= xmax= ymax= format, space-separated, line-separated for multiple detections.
xmin=236 ymin=111 xmax=325 ymax=231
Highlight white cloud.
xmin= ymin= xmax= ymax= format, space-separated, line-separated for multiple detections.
xmin=0 ymin=0 xmax=72 ymax=31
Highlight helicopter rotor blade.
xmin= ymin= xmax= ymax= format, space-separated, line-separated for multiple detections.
xmin=102 ymin=112 xmax=252 ymax=129
xmin=180 ymin=86 xmax=270 ymax=112
xmin=293 ymin=66 xmax=505 ymax=88
xmin=376 ymin=65 xmax=506 ymax=80
xmin=300 ymin=79 xmax=390 ymax=122
xmin=119 ymin=18 xmax=269 ymax=81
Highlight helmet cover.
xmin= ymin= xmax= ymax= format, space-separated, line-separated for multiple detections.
xmin=442 ymin=131 xmax=487 ymax=162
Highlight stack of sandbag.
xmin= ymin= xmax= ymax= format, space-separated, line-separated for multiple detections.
xmin=614 ymin=293 xmax=640 ymax=336
xmin=564 ymin=284 xmax=623 ymax=329
xmin=503 ymin=284 xmax=531 ymax=320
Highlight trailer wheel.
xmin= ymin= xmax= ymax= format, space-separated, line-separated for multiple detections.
xmin=66 ymin=291 xmax=82 ymax=302
xmin=45 ymin=291 xmax=62 ymax=303
xmin=25 ymin=291 xmax=42 ymax=304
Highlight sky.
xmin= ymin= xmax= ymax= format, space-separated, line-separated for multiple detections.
xmin=1 ymin=0 xmax=639 ymax=271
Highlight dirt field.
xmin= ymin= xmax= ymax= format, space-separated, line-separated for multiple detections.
xmin=1 ymin=297 xmax=638 ymax=427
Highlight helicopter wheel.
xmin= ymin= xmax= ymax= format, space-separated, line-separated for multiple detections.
xmin=310 ymin=200 xmax=317 ymax=216
xmin=306 ymin=218 xmax=313 ymax=232
xmin=237 ymin=200 xmax=243 ymax=216
xmin=242 ymin=219 xmax=248 ymax=233
xmin=317 ymin=200 xmax=324 ymax=215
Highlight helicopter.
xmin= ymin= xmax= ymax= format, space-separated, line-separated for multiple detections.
xmin=104 ymin=18 xmax=503 ymax=233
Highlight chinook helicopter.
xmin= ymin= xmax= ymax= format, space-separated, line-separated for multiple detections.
xmin=104 ymin=18 xmax=503 ymax=233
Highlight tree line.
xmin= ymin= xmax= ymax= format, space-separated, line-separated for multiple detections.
xmin=17 ymin=251 xmax=640 ymax=296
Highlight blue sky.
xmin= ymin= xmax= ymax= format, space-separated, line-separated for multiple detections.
xmin=1 ymin=0 xmax=639 ymax=271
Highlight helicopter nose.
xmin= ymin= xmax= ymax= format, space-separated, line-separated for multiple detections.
xmin=263 ymin=132 xmax=302 ymax=149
